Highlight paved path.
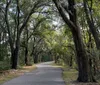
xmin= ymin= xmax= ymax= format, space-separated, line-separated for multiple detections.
xmin=2 ymin=62 xmax=65 ymax=85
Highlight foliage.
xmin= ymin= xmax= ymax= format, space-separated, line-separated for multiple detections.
xmin=0 ymin=0 xmax=100 ymax=83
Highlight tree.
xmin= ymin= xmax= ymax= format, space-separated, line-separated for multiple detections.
xmin=2 ymin=0 xmax=50 ymax=69
xmin=53 ymin=0 xmax=96 ymax=82
xmin=83 ymin=0 xmax=100 ymax=49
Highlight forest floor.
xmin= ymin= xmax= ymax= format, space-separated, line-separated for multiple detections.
xmin=0 ymin=65 xmax=36 ymax=84
xmin=62 ymin=66 xmax=100 ymax=85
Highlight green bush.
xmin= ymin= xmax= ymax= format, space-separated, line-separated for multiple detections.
xmin=0 ymin=61 xmax=10 ymax=70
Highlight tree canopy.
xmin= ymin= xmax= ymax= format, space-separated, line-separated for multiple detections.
xmin=0 ymin=0 xmax=100 ymax=83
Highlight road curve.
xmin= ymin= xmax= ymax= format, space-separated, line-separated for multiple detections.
xmin=1 ymin=62 xmax=65 ymax=85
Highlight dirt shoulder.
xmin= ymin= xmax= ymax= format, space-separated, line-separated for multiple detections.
xmin=0 ymin=65 xmax=36 ymax=84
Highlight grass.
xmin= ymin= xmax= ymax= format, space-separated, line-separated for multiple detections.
xmin=52 ymin=63 xmax=100 ymax=85
xmin=0 ymin=65 xmax=36 ymax=84
xmin=62 ymin=66 xmax=78 ymax=85
xmin=62 ymin=66 xmax=100 ymax=85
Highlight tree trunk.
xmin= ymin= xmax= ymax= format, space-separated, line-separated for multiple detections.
xmin=11 ymin=37 xmax=20 ymax=69
xmin=25 ymin=47 xmax=29 ymax=65
xmin=87 ymin=31 xmax=96 ymax=82
xmin=34 ymin=55 xmax=38 ymax=64
xmin=69 ymin=55 xmax=73 ymax=67
xmin=55 ymin=55 xmax=59 ymax=63
xmin=71 ymin=26 xmax=89 ymax=82
xmin=24 ymin=26 xmax=29 ymax=65
xmin=11 ymin=47 xmax=19 ymax=69
xmin=55 ymin=56 xmax=57 ymax=63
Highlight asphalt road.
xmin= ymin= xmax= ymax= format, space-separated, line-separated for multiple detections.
xmin=2 ymin=62 xmax=65 ymax=85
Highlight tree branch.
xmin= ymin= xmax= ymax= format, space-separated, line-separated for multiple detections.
xmin=52 ymin=0 xmax=77 ymax=31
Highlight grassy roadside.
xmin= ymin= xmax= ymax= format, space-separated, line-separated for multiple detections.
xmin=62 ymin=66 xmax=78 ymax=85
xmin=0 ymin=65 xmax=36 ymax=84
xmin=52 ymin=63 xmax=100 ymax=85
xmin=62 ymin=66 xmax=100 ymax=85
xmin=52 ymin=63 xmax=77 ymax=84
